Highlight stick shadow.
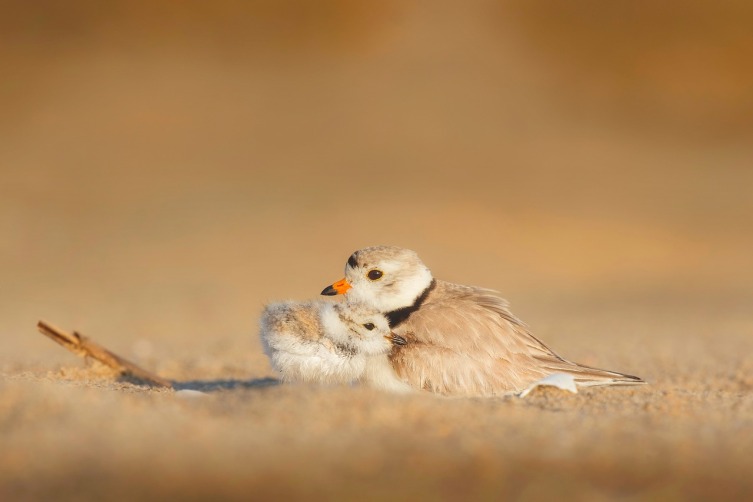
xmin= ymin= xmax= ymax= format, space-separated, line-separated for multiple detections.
xmin=171 ymin=377 xmax=281 ymax=392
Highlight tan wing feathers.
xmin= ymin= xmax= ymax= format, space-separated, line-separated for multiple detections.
xmin=399 ymin=282 xmax=553 ymax=358
xmin=391 ymin=280 xmax=644 ymax=395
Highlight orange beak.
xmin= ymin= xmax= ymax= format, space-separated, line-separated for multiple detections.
xmin=321 ymin=278 xmax=351 ymax=296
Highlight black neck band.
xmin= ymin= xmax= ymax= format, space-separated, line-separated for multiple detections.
xmin=385 ymin=279 xmax=436 ymax=328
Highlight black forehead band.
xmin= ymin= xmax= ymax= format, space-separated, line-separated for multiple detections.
xmin=347 ymin=254 xmax=358 ymax=268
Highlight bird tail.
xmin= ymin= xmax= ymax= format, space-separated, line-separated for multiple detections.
xmin=537 ymin=358 xmax=646 ymax=387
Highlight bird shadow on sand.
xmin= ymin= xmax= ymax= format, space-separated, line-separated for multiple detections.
xmin=171 ymin=377 xmax=281 ymax=392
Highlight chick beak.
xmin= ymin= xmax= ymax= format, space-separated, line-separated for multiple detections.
xmin=387 ymin=333 xmax=407 ymax=346
xmin=321 ymin=278 xmax=351 ymax=296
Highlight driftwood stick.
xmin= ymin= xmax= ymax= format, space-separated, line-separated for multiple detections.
xmin=37 ymin=320 xmax=173 ymax=389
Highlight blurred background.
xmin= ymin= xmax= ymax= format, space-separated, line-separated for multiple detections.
xmin=1 ymin=0 xmax=752 ymax=364
xmin=3 ymin=2 xmax=753 ymax=500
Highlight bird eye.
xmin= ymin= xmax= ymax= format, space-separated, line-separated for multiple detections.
xmin=363 ymin=323 xmax=375 ymax=331
xmin=367 ymin=269 xmax=383 ymax=281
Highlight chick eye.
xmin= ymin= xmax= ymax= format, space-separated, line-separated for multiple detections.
xmin=367 ymin=269 xmax=383 ymax=281
xmin=363 ymin=323 xmax=375 ymax=331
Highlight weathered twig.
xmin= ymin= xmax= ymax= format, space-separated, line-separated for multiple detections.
xmin=37 ymin=320 xmax=173 ymax=389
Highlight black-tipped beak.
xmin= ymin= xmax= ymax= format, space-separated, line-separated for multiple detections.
xmin=320 ymin=278 xmax=351 ymax=296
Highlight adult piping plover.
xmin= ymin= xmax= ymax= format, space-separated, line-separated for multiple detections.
xmin=260 ymin=300 xmax=411 ymax=392
xmin=322 ymin=246 xmax=645 ymax=397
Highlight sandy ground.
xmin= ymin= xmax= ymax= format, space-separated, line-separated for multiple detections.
xmin=2 ymin=1 xmax=753 ymax=500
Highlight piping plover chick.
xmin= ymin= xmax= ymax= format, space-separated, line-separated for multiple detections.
xmin=260 ymin=300 xmax=410 ymax=391
xmin=322 ymin=246 xmax=645 ymax=397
